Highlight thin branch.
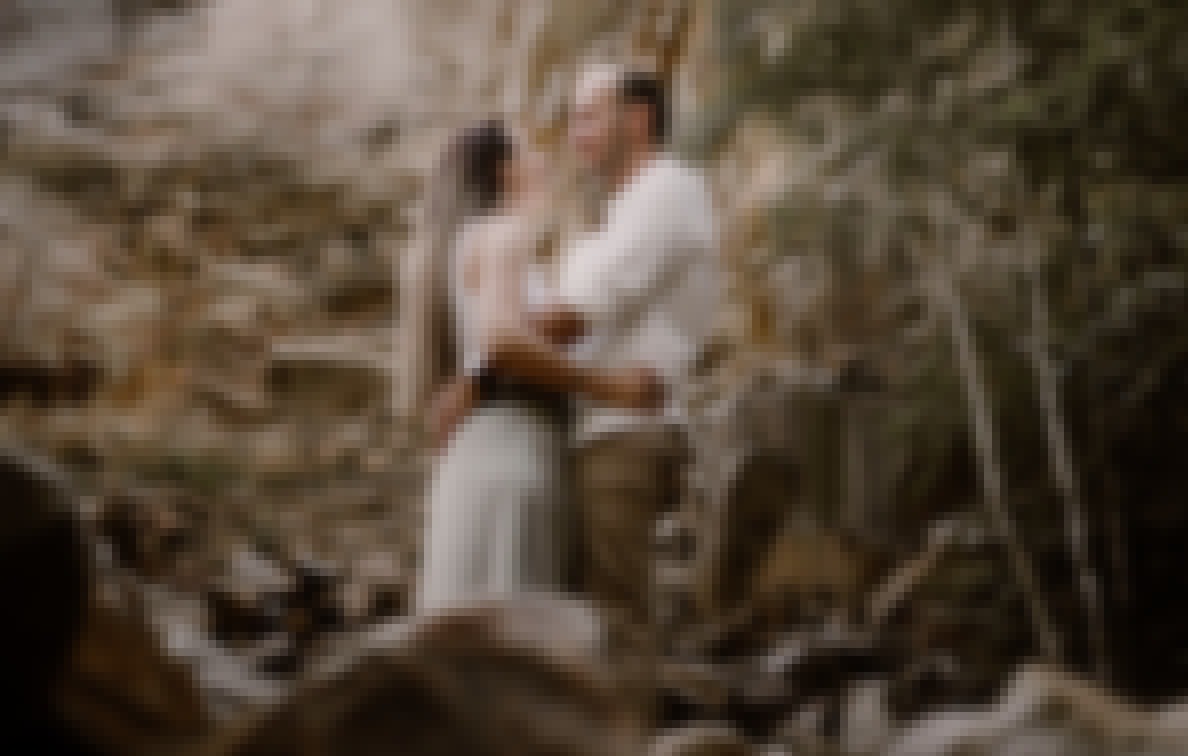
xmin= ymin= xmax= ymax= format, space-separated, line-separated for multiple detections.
xmin=914 ymin=218 xmax=1063 ymax=663
xmin=1022 ymin=225 xmax=1109 ymax=681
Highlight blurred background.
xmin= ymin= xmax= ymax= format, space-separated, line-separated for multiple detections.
xmin=1 ymin=1 xmax=1187 ymax=754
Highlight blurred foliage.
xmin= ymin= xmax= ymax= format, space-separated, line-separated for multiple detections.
xmin=692 ymin=0 xmax=1188 ymax=691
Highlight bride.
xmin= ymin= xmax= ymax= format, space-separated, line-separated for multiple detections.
xmin=415 ymin=120 xmax=575 ymax=612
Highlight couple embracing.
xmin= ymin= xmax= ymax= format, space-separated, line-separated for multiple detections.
xmin=415 ymin=64 xmax=721 ymax=670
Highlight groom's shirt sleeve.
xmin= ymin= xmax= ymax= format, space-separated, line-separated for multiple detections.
xmin=561 ymin=160 xmax=709 ymax=348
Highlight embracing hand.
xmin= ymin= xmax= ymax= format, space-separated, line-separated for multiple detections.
xmin=599 ymin=366 xmax=666 ymax=413
xmin=428 ymin=376 xmax=479 ymax=450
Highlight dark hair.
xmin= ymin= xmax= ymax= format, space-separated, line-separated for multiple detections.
xmin=458 ymin=120 xmax=515 ymax=212
xmin=618 ymin=71 xmax=669 ymax=145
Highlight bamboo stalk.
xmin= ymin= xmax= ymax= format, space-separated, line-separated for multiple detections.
xmin=1022 ymin=225 xmax=1109 ymax=681
xmin=915 ymin=223 xmax=1064 ymax=663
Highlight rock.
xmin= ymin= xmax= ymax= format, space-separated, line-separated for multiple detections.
xmin=727 ymin=629 xmax=884 ymax=740
xmin=650 ymin=723 xmax=754 ymax=756
xmin=885 ymin=664 xmax=1174 ymax=756
xmin=840 ymin=678 xmax=893 ymax=755
xmin=0 ymin=446 xmax=212 ymax=752
xmin=879 ymin=531 xmax=1034 ymax=720
xmin=0 ymin=446 xmax=93 ymax=709
xmin=97 ymin=485 xmax=203 ymax=581
xmin=209 ymin=596 xmax=633 ymax=756
xmin=1152 ymin=701 xmax=1188 ymax=755
xmin=348 ymin=595 xmax=608 ymax=667
xmin=687 ymin=367 xmax=895 ymax=654
xmin=688 ymin=524 xmax=881 ymax=659
xmin=657 ymin=660 xmax=737 ymax=723
xmin=268 ymin=332 xmax=393 ymax=413
xmin=60 ymin=579 xmax=213 ymax=753
xmin=0 ymin=356 xmax=102 ymax=406
xmin=654 ymin=511 xmax=700 ymax=563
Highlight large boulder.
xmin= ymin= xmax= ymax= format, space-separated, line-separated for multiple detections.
xmin=649 ymin=723 xmax=754 ymax=756
xmin=0 ymin=446 xmax=211 ymax=754
xmin=886 ymin=664 xmax=1185 ymax=756
xmin=208 ymin=596 xmax=636 ymax=756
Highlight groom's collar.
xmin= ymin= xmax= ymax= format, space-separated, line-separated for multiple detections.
xmin=606 ymin=151 xmax=675 ymax=210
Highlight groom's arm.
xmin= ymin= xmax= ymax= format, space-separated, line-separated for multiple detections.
xmin=483 ymin=324 xmax=664 ymax=410
xmin=427 ymin=316 xmax=661 ymax=447
xmin=447 ymin=301 xmax=661 ymax=413
xmin=558 ymin=161 xmax=708 ymax=351
xmin=530 ymin=306 xmax=587 ymax=348
xmin=481 ymin=167 xmax=709 ymax=407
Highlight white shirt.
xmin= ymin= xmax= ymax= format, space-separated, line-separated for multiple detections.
xmin=559 ymin=154 xmax=721 ymax=443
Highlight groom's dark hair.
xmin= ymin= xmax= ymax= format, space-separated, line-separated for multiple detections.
xmin=618 ymin=71 xmax=669 ymax=146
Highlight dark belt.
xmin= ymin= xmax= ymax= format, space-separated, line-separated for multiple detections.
xmin=477 ymin=372 xmax=572 ymax=424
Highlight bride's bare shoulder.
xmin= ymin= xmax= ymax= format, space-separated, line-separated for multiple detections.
xmin=461 ymin=213 xmax=539 ymax=263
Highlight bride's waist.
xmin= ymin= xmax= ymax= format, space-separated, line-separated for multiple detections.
xmin=477 ymin=379 xmax=571 ymax=423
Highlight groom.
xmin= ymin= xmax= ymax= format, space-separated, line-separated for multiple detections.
xmin=431 ymin=62 xmax=720 ymax=710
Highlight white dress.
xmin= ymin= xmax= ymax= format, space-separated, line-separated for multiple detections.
xmin=415 ymin=214 xmax=570 ymax=613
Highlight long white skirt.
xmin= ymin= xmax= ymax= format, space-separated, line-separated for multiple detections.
xmin=416 ymin=400 xmax=569 ymax=613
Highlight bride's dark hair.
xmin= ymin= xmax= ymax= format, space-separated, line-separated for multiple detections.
xmin=406 ymin=120 xmax=516 ymax=405
xmin=458 ymin=119 xmax=515 ymax=213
